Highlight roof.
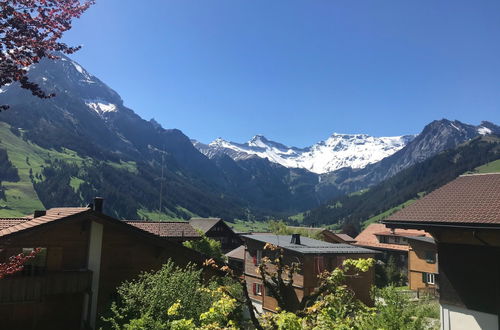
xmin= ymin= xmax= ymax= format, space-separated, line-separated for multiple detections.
xmin=225 ymin=245 xmax=245 ymax=261
xmin=285 ymin=226 xmax=356 ymax=243
xmin=385 ymin=173 xmax=500 ymax=227
xmin=354 ymin=223 xmax=431 ymax=252
xmin=124 ymin=221 xmax=200 ymax=239
xmin=189 ymin=218 xmax=222 ymax=233
xmin=335 ymin=233 xmax=356 ymax=243
xmin=0 ymin=208 xmax=90 ymax=238
xmin=406 ymin=236 xmax=436 ymax=245
xmin=242 ymin=234 xmax=376 ymax=255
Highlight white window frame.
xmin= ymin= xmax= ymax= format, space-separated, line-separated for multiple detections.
xmin=255 ymin=283 xmax=263 ymax=296
xmin=426 ymin=273 xmax=435 ymax=285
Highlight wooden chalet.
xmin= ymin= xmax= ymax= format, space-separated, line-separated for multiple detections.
xmin=241 ymin=234 xmax=377 ymax=313
xmin=286 ymin=226 xmax=356 ymax=244
xmin=189 ymin=217 xmax=243 ymax=252
xmin=407 ymin=236 xmax=438 ymax=296
xmin=355 ymin=223 xmax=432 ymax=275
xmin=0 ymin=198 xmax=209 ymax=330
xmin=384 ymin=173 xmax=500 ymax=330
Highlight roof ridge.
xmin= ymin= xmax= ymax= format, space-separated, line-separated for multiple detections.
xmin=460 ymin=172 xmax=500 ymax=177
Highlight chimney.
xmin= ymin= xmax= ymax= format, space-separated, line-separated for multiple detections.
xmin=93 ymin=197 xmax=104 ymax=213
xmin=34 ymin=210 xmax=46 ymax=218
xmin=291 ymin=233 xmax=301 ymax=245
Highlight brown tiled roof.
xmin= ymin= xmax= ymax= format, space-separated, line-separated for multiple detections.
xmin=386 ymin=173 xmax=500 ymax=225
xmin=0 ymin=208 xmax=90 ymax=237
xmin=125 ymin=221 xmax=200 ymax=239
xmin=225 ymin=245 xmax=245 ymax=261
xmin=189 ymin=218 xmax=222 ymax=233
xmin=0 ymin=218 xmax=31 ymax=230
xmin=354 ymin=223 xmax=431 ymax=252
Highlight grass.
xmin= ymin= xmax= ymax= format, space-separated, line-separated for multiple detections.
xmin=289 ymin=212 xmax=304 ymax=222
xmin=0 ymin=123 xmax=89 ymax=216
xmin=362 ymin=192 xmax=425 ymax=229
xmin=137 ymin=208 xmax=185 ymax=221
xmin=0 ymin=122 xmax=142 ymax=217
xmin=229 ymin=219 xmax=270 ymax=233
xmin=106 ymin=160 xmax=138 ymax=174
xmin=474 ymin=159 xmax=500 ymax=174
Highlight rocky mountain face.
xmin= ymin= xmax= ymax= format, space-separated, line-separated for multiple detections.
xmin=0 ymin=55 xmax=497 ymax=219
xmin=316 ymin=119 xmax=500 ymax=196
xmin=194 ymin=133 xmax=415 ymax=174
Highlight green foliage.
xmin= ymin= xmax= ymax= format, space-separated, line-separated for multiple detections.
xmin=268 ymin=220 xmax=325 ymax=240
xmin=101 ymin=260 xmax=216 ymax=329
xmin=183 ymin=235 xmax=226 ymax=264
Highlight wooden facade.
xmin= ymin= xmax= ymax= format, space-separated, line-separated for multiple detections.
xmin=242 ymin=235 xmax=375 ymax=313
xmin=407 ymin=237 xmax=438 ymax=292
xmin=0 ymin=207 xmax=208 ymax=330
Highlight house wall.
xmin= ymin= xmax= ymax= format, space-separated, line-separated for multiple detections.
xmin=441 ymin=304 xmax=498 ymax=330
xmin=427 ymin=228 xmax=500 ymax=329
xmin=243 ymin=239 xmax=375 ymax=311
xmin=408 ymin=240 xmax=438 ymax=291
xmin=95 ymin=216 xmax=208 ymax=319
xmin=0 ymin=216 xmax=91 ymax=330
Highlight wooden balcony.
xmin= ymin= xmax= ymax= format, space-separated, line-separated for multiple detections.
xmin=0 ymin=270 xmax=92 ymax=303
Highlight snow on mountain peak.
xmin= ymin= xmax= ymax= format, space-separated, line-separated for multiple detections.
xmin=478 ymin=126 xmax=492 ymax=135
xmin=85 ymin=99 xmax=118 ymax=114
xmin=197 ymin=133 xmax=414 ymax=174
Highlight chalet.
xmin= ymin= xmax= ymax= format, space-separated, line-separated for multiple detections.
xmin=241 ymin=234 xmax=377 ymax=313
xmin=0 ymin=199 xmax=209 ymax=330
xmin=124 ymin=220 xmax=201 ymax=242
xmin=225 ymin=245 xmax=245 ymax=276
xmin=354 ymin=223 xmax=431 ymax=275
xmin=384 ymin=173 xmax=500 ymax=330
xmin=189 ymin=217 xmax=243 ymax=252
xmin=407 ymin=236 xmax=438 ymax=296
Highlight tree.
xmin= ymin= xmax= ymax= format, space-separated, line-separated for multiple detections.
xmin=0 ymin=247 xmax=41 ymax=279
xmin=0 ymin=0 xmax=94 ymax=109
xmin=183 ymin=234 xmax=226 ymax=264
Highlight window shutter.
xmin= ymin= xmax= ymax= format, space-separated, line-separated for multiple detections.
xmin=422 ymin=272 xmax=427 ymax=283
xmin=253 ymin=255 xmax=257 ymax=265
xmin=253 ymin=283 xmax=256 ymax=295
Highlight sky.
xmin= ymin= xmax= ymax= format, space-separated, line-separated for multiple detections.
xmin=62 ymin=0 xmax=500 ymax=147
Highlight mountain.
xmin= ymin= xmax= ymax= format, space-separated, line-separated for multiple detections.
xmin=0 ymin=55 xmax=323 ymax=218
xmin=194 ymin=133 xmax=415 ymax=174
xmin=0 ymin=55 xmax=498 ymax=220
xmin=315 ymin=119 xmax=500 ymax=197
xmin=302 ymin=134 xmax=500 ymax=229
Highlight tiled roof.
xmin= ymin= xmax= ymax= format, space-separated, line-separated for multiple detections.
xmin=242 ymin=234 xmax=377 ymax=255
xmin=0 ymin=208 xmax=90 ymax=237
xmin=125 ymin=221 xmax=200 ymax=239
xmin=0 ymin=218 xmax=31 ymax=230
xmin=386 ymin=173 xmax=500 ymax=226
xmin=354 ymin=223 xmax=431 ymax=252
xmin=189 ymin=218 xmax=222 ymax=233
xmin=226 ymin=245 xmax=245 ymax=261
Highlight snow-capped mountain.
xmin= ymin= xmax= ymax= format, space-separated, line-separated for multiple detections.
xmin=194 ymin=133 xmax=415 ymax=174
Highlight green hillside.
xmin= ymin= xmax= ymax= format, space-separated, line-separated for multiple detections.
xmin=474 ymin=159 xmax=500 ymax=173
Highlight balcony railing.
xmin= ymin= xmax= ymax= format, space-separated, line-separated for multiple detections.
xmin=0 ymin=270 xmax=92 ymax=303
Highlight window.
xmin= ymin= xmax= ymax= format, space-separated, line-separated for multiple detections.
xmin=379 ymin=236 xmax=388 ymax=243
xmin=256 ymin=249 xmax=263 ymax=265
xmin=22 ymin=248 xmax=47 ymax=276
xmin=422 ymin=272 xmax=435 ymax=285
xmin=253 ymin=283 xmax=263 ymax=296
xmin=314 ymin=256 xmax=325 ymax=274
xmin=394 ymin=237 xmax=400 ymax=244
xmin=425 ymin=251 xmax=436 ymax=264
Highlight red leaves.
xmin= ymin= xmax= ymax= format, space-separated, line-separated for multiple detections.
xmin=0 ymin=0 xmax=94 ymax=107
xmin=0 ymin=247 xmax=41 ymax=279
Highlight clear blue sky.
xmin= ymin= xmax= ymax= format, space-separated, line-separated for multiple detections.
xmin=63 ymin=0 xmax=500 ymax=147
